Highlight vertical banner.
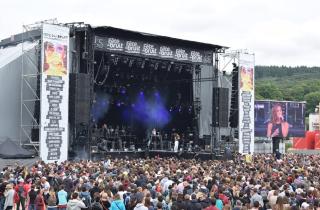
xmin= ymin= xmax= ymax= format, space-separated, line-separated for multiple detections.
xmin=238 ymin=53 xmax=255 ymax=154
xmin=40 ymin=24 xmax=69 ymax=163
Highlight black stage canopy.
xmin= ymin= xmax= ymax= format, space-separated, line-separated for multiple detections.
xmin=93 ymin=26 xmax=226 ymax=65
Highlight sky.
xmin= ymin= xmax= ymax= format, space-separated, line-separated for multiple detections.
xmin=0 ymin=0 xmax=319 ymax=67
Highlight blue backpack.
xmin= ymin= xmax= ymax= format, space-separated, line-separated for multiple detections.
xmin=123 ymin=193 xmax=131 ymax=207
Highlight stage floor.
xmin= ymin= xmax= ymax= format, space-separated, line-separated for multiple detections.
xmin=90 ymin=149 xmax=218 ymax=160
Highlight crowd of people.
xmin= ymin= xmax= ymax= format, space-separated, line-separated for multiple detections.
xmin=0 ymin=153 xmax=320 ymax=210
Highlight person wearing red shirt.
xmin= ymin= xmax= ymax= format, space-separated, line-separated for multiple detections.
xmin=14 ymin=179 xmax=29 ymax=210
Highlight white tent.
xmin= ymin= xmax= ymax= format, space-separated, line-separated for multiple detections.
xmin=0 ymin=41 xmax=38 ymax=142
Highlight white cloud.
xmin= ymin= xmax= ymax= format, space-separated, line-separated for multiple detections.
xmin=0 ymin=0 xmax=319 ymax=66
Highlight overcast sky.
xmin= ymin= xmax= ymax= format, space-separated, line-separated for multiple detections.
xmin=1 ymin=0 xmax=319 ymax=67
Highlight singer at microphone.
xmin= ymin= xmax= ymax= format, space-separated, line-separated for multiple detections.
xmin=267 ymin=103 xmax=289 ymax=138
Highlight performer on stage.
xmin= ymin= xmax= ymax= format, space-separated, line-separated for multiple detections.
xmin=152 ymin=128 xmax=156 ymax=136
xmin=102 ymin=123 xmax=108 ymax=139
xmin=174 ymin=133 xmax=180 ymax=152
xmin=150 ymin=128 xmax=157 ymax=150
xmin=147 ymin=128 xmax=163 ymax=150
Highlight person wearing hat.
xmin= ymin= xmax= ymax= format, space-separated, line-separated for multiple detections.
xmin=4 ymin=184 xmax=14 ymax=210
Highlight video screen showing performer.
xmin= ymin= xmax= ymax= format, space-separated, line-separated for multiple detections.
xmin=254 ymin=100 xmax=305 ymax=138
xmin=267 ymin=103 xmax=289 ymax=138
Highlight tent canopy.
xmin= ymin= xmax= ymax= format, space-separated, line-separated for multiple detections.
xmin=0 ymin=138 xmax=34 ymax=159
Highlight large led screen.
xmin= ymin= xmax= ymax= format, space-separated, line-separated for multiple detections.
xmin=255 ymin=100 xmax=305 ymax=138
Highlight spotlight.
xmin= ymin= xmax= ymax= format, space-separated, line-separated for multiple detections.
xmin=120 ymin=87 xmax=126 ymax=94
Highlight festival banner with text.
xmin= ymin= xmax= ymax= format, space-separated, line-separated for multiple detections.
xmin=238 ymin=53 xmax=255 ymax=154
xmin=94 ymin=36 xmax=213 ymax=64
xmin=40 ymin=24 xmax=69 ymax=163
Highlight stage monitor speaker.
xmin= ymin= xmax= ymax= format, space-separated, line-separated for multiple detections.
xmin=229 ymin=66 xmax=239 ymax=128
xmin=69 ymin=73 xmax=91 ymax=126
xmin=212 ymin=87 xmax=229 ymax=127
xmin=31 ymin=128 xmax=39 ymax=142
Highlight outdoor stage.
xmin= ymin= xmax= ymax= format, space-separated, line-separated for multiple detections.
xmin=0 ymin=22 xmax=231 ymax=163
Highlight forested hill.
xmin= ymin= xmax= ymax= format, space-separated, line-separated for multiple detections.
xmin=255 ymin=66 xmax=320 ymax=114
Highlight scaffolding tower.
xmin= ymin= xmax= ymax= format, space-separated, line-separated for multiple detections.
xmin=20 ymin=19 xmax=58 ymax=152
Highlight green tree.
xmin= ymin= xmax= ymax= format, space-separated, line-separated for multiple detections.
xmin=255 ymin=83 xmax=283 ymax=100
xmin=304 ymin=91 xmax=320 ymax=115
xmin=288 ymin=85 xmax=305 ymax=101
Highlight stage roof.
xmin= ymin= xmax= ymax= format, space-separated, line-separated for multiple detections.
xmin=93 ymin=26 xmax=227 ymax=51
xmin=0 ymin=29 xmax=41 ymax=48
